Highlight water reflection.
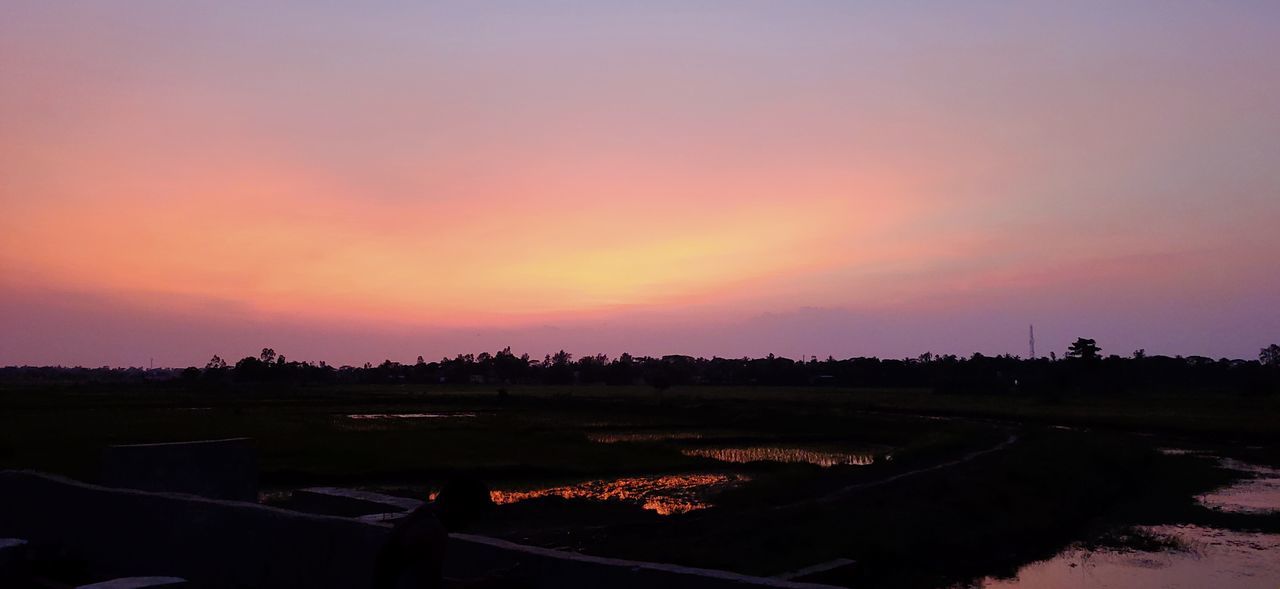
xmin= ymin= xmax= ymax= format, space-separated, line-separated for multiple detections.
xmin=1198 ymin=459 xmax=1280 ymax=515
xmin=682 ymin=446 xmax=874 ymax=467
xmin=587 ymin=431 xmax=704 ymax=443
xmin=346 ymin=413 xmax=476 ymax=420
xmin=977 ymin=525 xmax=1280 ymax=589
xmin=979 ymin=455 xmax=1280 ymax=588
xmin=490 ymin=473 xmax=746 ymax=515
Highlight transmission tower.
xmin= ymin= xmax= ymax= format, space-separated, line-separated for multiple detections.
xmin=1029 ymin=325 xmax=1036 ymax=359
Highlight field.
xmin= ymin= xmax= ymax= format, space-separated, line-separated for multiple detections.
xmin=2 ymin=382 xmax=1276 ymax=587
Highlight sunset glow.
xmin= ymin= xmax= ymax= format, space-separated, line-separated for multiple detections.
xmin=3 ymin=2 xmax=1279 ymax=365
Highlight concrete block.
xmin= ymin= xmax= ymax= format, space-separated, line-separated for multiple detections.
xmin=101 ymin=438 xmax=257 ymax=501
xmin=0 ymin=537 xmax=30 ymax=579
xmin=77 ymin=576 xmax=187 ymax=588
xmin=447 ymin=533 xmax=844 ymax=589
xmin=291 ymin=487 xmax=423 ymax=518
xmin=0 ymin=471 xmax=841 ymax=589
xmin=1 ymin=470 xmax=384 ymax=588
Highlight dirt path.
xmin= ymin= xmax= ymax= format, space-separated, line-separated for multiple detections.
xmin=814 ymin=433 xmax=1019 ymax=504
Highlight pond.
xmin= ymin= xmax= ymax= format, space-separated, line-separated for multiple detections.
xmin=978 ymin=525 xmax=1280 ymax=589
xmin=976 ymin=454 xmax=1280 ymax=588
xmin=1197 ymin=458 xmax=1280 ymax=515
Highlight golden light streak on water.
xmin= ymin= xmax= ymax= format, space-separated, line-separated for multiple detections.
xmin=490 ymin=473 xmax=746 ymax=515
xmin=681 ymin=447 xmax=875 ymax=467
xmin=346 ymin=413 xmax=477 ymax=419
xmin=586 ymin=432 xmax=705 ymax=443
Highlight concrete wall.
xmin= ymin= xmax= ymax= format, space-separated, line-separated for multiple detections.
xmin=0 ymin=538 xmax=30 ymax=583
xmin=101 ymin=438 xmax=257 ymax=501
xmin=0 ymin=471 xmax=839 ymax=589
xmin=446 ymin=534 xmax=844 ymax=589
xmin=1 ymin=471 xmax=382 ymax=588
xmin=290 ymin=486 xmax=423 ymax=520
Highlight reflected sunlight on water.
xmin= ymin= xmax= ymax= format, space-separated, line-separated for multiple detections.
xmin=490 ymin=473 xmax=746 ymax=515
xmin=682 ymin=447 xmax=874 ymax=467
xmin=978 ymin=525 xmax=1280 ymax=589
xmin=980 ymin=455 xmax=1280 ymax=588
xmin=587 ymin=431 xmax=704 ymax=443
xmin=346 ymin=413 xmax=477 ymax=419
xmin=1197 ymin=459 xmax=1280 ymax=515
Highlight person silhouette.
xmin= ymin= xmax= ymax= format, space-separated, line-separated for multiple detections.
xmin=373 ymin=478 xmax=494 ymax=589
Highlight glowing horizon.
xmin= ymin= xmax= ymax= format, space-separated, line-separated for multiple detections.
xmin=3 ymin=2 xmax=1279 ymax=366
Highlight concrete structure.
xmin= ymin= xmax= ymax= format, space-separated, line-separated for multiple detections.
xmin=77 ymin=577 xmax=188 ymax=588
xmin=773 ymin=559 xmax=857 ymax=582
xmin=0 ymin=470 xmax=840 ymax=589
xmin=291 ymin=486 xmax=423 ymax=522
xmin=101 ymin=438 xmax=257 ymax=501
xmin=0 ymin=537 xmax=29 ymax=582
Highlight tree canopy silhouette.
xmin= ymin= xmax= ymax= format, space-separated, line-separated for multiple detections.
xmin=1262 ymin=344 xmax=1280 ymax=367
xmin=1066 ymin=338 xmax=1101 ymax=360
xmin=5 ymin=338 xmax=1278 ymax=396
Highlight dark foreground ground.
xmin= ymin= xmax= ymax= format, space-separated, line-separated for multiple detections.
xmin=2 ymin=382 xmax=1276 ymax=588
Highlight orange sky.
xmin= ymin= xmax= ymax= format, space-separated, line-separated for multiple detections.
xmin=3 ymin=2 xmax=1279 ymax=365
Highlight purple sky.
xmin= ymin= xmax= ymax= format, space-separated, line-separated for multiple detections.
xmin=2 ymin=1 xmax=1279 ymax=366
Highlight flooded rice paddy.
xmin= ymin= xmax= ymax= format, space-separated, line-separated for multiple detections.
xmin=586 ymin=431 xmax=705 ymax=443
xmin=979 ymin=454 xmax=1280 ymax=588
xmin=980 ymin=525 xmax=1280 ymax=589
xmin=1197 ymin=458 xmax=1280 ymax=515
xmin=682 ymin=446 xmax=875 ymax=467
xmin=585 ymin=428 xmax=878 ymax=467
xmin=346 ymin=413 xmax=477 ymax=420
xmin=490 ymin=473 xmax=748 ymax=515
xmin=484 ymin=431 xmax=878 ymax=515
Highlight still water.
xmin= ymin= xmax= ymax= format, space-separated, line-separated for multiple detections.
xmin=979 ymin=525 xmax=1280 ymax=589
xmin=1198 ymin=458 xmax=1280 ymax=515
xmin=587 ymin=431 xmax=705 ymax=443
xmin=346 ymin=413 xmax=477 ymax=419
xmin=682 ymin=446 xmax=875 ymax=467
xmin=977 ymin=455 xmax=1280 ymax=588
xmin=490 ymin=473 xmax=747 ymax=515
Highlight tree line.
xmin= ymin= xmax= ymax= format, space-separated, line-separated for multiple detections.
xmin=5 ymin=341 xmax=1279 ymax=396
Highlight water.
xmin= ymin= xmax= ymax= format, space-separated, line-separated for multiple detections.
xmin=977 ymin=455 xmax=1280 ymax=588
xmin=1198 ymin=459 xmax=1280 ymax=515
xmin=979 ymin=525 xmax=1280 ymax=589
xmin=346 ymin=413 xmax=476 ymax=419
xmin=587 ymin=431 xmax=704 ymax=443
xmin=682 ymin=446 xmax=875 ymax=467
xmin=490 ymin=473 xmax=747 ymax=515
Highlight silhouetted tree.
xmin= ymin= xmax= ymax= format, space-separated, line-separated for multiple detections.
xmin=492 ymin=347 xmax=527 ymax=383
xmin=1262 ymin=344 xmax=1280 ymax=367
xmin=24 ymin=342 xmax=1274 ymax=396
xmin=544 ymin=350 xmax=574 ymax=384
xmin=1066 ymin=338 xmax=1101 ymax=360
xmin=234 ymin=356 xmax=267 ymax=381
xmin=606 ymin=352 xmax=636 ymax=385
xmin=575 ymin=354 xmax=609 ymax=383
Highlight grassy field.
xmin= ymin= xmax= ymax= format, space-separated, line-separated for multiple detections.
xmin=1 ymin=382 xmax=1274 ymax=587
xmin=0 ymin=384 xmax=973 ymax=486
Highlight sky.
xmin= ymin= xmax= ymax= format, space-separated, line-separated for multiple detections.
xmin=2 ymin=1 xmax=1279 ymax=367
